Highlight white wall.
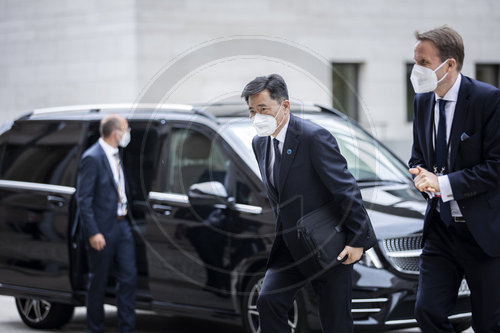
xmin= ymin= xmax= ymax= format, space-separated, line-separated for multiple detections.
xmin=1 ymin=0 xmax=500 ymax=160
xmin=0 ymin=0 xmax=138 ymax=122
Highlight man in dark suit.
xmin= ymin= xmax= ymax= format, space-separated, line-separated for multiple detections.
xmin=77 ymin=114 xmax=136 ymax=333
xmin=241 ymin=74 xmax=374 ymax=333
xmin=408 ymin=26 xmax=500 ymax=332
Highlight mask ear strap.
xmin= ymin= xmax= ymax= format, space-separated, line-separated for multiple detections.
xmin=435 ymin=59 xmax=451 ymax=84
xmin=437 ymin=71 xmax=449 ymax=84
xmin=434 ymin=58 xmax=450 ymax=72
xmin=274 ymin=103 xmax=287 ymax=129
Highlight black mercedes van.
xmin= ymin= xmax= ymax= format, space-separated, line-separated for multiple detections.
xmin=0 ymin=103 xmax=472 ymax=332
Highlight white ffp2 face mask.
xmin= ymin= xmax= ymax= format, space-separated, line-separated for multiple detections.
xmin=119 ymin=131 xmax=131 ymax=148
xmin=252 ymin=104 xmax=284 ymax=137
xmin=410 ymin=59 xmax=450 ymax=93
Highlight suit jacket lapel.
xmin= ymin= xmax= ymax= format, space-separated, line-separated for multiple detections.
xmin=449 ymin=78 xmax=470 ymax=171
xmin=120 ymin=151 xmax=131 ymax=198
xmin=278 ymin=114 xmax=301 ymax=194
xmin=96 ymin=143 xmax=119 ymax=193
xmin=256 ymin=136 xmax=278 ymax=204
xmin=423 ymin=94 xmax=435 ymax=168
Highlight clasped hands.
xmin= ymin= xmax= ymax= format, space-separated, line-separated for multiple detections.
xmin=409 ymin=166 xmax=440 ymax=193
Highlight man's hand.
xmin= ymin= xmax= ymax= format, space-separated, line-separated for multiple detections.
xmin=409 ymin=166 xmax=440 ymax=193
xmin=89 ymin=233 xmax=106 ymax=251
xmin=337 ymin=246 xmax=363 ymax=265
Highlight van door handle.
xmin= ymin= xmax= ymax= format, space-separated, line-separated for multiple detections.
xmin=152 ymin=204 xmax=173 ymax=216
xmin=47 ymin=195 xmax=65 ymax=207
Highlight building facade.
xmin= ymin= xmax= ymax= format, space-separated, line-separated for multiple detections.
xmin=1 ymin=0 xmax=499 ymax=160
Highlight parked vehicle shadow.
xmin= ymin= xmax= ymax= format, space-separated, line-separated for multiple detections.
xmin=59 ymin=306 xmax=246 ymax=333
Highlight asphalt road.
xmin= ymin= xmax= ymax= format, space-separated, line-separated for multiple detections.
xmin=0 ymin=296 xmax=473 ymax=333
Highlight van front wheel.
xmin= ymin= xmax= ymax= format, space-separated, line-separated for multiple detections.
xmin=15 ymin=297 xmax=74 ymax=329
xmin=241 ymin=275 xmax=309 ymax=333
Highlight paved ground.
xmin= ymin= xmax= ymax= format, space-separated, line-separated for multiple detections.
xmin=0 ymin=296 xmax=473 ymax=332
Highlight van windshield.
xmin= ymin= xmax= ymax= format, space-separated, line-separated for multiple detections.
xmin=221 ymin=115 xmax=412 ymax=185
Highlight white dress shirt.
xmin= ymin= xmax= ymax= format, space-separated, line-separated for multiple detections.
xmin=433 ymin=74 xmax=463 ymax=217
xmin=267 ymin=115 xmax=290 ymax=187
xmin=99 ymin=138 xmax=128 ymax=216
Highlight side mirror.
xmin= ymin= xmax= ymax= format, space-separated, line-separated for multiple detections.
xmin=187 ymin=181 xmax=232 ymax=207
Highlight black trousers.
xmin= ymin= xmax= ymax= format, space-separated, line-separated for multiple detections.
xmin=257 ymin=242 xmax=353 ymax=333
xmin=87 ymin=219 xmax=137 ymax=333
xmin=415 ymin=214 xmax=500 ymax=332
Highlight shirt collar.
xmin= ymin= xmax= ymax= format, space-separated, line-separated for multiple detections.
xmin=99 ymin=137 xmax=119 ymax=157
xmin=274 ymin=114 xmax=290 ymax=144
xmin=435 ymin=73 xmax=462 ymax=103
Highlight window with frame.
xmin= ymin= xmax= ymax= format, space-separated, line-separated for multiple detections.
xmin=332 ymin=62 xmax=361 ymax=121
xmin=406 ymin=62 xmax=416 ymax=122
xmin=476 ymin=64 xmax=500 ymax=88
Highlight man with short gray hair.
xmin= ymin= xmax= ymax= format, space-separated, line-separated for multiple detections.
xmin=243 ymin=74 xmax=375 ymax=332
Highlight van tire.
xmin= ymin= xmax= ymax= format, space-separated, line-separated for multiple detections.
xmin=15 ymin=297 xmax=74 ymax=329
xmin=241 ymin=274 xmax=309 ymax=333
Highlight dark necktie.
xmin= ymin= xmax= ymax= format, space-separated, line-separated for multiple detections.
xmin=273 ymin=138 xmax=281 ymax=196
xmin=436 ymin=99 xmax=451 ymax=226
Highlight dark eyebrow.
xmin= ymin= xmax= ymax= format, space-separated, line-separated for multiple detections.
xmin=249 ymin=104 xmax=268 ymax=110
xmin=415 ymin=57 xmax=427 ymax=63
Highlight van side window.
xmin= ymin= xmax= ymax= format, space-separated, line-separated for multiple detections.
xmin=122 ymin=122 xmax=165 ymax=197
xmin=167 ymin=128 xmax=228 ymax=194
xmin=1 ymin=121 xmax=85 ymax=186
xmin=165 ymin=127 xmax=260 ymax=206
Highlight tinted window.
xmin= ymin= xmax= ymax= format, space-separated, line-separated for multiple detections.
xmin=1 ymin=121 xmax=85 ymax=186
xmin=167 ymin=128 xmax=228 ymax=194
xmin=233 ymin=167 xmax=260 ymax=206
xmin=224 ymin=116 xmax=411 ymax=184
xmin=166 ymin=127 xmax=259 ymax=205
xmin=123 ymin=121 xmax=166 ymax=197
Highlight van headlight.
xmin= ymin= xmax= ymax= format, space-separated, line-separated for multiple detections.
xmin=358 ymin=248 xmax=383 ymax=269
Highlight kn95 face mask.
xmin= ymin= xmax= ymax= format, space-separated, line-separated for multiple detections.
xmin=252 ymin=104 xmax=284 ymax=137
xmin=410 ymin=59 xmax=450 ymax=93
xmin=119 ymin=130 xmax=131 ymax=148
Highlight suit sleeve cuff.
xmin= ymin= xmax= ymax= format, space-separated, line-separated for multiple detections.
xmin=438 ymin=175 xmax=454 ymax=202
xmin=346 ymin=234 xmax=366 ymax=248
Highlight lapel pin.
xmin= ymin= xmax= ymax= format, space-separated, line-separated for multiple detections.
xmin=287 ymin=149 xmax=292 ymax=155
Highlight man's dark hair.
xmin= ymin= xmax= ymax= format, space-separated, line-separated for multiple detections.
xmin=415 ymin=25 xmax=465 ymax=71
xmin=241 ymin=74 xmax=289 ymax=103
xmin=99 ymin=115 xmax=121 ymax=138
